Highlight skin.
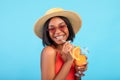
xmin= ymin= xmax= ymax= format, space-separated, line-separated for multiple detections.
xmin=41 ymin=17 xmax=87 ymax=80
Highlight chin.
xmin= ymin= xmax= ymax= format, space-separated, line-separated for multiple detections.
xmin=54 ymin=41 xmax=64 ymax=45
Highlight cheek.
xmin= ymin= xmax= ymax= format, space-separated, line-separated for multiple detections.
xmin=65 ymin=29 xmax=69 ymax=37
xmin=49 ymin=32 xmax=53 ymax=39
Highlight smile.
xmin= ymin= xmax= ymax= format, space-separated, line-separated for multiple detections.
xmin=55 ymin=35 xmax=64 ymax=41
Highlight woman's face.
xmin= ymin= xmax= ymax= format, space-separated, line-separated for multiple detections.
xmin=48 ymin=17 xmax=69 ymax=44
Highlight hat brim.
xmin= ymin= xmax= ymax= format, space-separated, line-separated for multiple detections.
xmin=34 ymin=10 xmax=82 ymax=39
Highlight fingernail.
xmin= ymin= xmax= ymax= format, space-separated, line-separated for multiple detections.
xmin=78 ymin=71 xmax=81 ymax=74
xmin=75 ymin=73 xmax=79 ymax=77
xmin=78 ymin=67 xmax=80 ymax=69
xmin=78 ymin=67 xmax=81 ymax=69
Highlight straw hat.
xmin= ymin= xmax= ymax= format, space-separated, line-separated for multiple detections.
xmin=34 ymin=8 xmax=82 ymax=39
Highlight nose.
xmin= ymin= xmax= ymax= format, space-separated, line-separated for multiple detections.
xmin=54 ymin=28 xmax=62 ymax=34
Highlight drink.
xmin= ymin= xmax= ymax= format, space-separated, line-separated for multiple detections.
xmin=71 ymin=46 xmax=87 ymax=66
xmin=72 ymin=46 xmax=88 ymax=77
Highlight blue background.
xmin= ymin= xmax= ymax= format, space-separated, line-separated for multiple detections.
xmin=0 ymin=0 xmax=120 ymax=80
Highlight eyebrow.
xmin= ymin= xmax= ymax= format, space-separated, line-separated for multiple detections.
xmin=48 ymin=22 xmax=65 ymax=27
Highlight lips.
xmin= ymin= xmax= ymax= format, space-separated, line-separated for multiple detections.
xmin=56 ymin=36 xmax=64 ymax=40
xmin=55 ymin=35 xmax=67 ymax=42
xmin=53 ymin=34 xmax=68 ymax=43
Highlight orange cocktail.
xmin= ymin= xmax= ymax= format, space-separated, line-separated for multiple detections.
xmin=71 ymin=46 xmax=87 ymax=66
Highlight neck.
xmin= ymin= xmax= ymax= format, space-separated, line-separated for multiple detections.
xmin=55 ymin=44 xmax=64 ymax=52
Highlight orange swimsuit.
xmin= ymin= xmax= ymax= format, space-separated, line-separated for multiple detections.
xmin=55 ymin=52 xmax=75 ymax=80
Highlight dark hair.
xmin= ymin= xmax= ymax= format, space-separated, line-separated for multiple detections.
xmin=42 ymin=16 xmax=75 ymax=47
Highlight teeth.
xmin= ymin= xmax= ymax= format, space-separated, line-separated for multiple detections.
xmin=62 ymin=40 xmax=71 ymax=43
xmin=56 ymin=36 xmax=63 ymax=40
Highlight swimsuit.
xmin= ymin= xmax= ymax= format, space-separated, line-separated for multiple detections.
xmin=55 ymin=52 xmax=75 ymax=80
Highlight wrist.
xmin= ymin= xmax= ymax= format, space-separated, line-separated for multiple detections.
xmin=66 ymin=59 xmax=74 ymax=64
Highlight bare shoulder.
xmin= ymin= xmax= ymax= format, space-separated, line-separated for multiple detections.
xmin=41 ymin=46 xmax=56 ymax=58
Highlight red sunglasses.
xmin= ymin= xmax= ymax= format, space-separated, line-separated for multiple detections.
xmin=47 ymin=24 xmax=67 ymax=33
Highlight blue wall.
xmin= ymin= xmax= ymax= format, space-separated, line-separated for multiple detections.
xmin=0 ymin=0 xmax=120 ymax=80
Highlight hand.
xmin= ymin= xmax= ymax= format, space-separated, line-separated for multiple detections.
xmin=75 ymin=62 xmax=88 ymax=77
xmin=61 ymin=41 xmax=74 ymax=62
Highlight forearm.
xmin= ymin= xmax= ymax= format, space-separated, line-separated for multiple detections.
xmin=54 ymin=60 xmax=73 ymax=80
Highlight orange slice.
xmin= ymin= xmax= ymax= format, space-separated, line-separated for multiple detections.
xmin=71 ymin=46 xmax=87 ymax=66
xmin=71 ymin=46 xmax=81 ymax=60
xmin=75 ymin=54 xmax=87 ymax=66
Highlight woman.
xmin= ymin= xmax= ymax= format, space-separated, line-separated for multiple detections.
xmin=34 ymin=8 xmax=87 ymax=80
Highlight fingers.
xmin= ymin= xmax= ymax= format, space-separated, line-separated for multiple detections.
xmin=75 ymin=71 xmax=85 ymax=77
xmin=76 ymin=66 xmax=86 ymax=72
xmin=75 ymin=65 xmax=87 ymax=78
xmin=62 ymin=41 xmax=73 ymax=54
xmin=82 ymin=62 xmax=88 ymax=66
xmin=60 ymin=42 xmax=75 ymax=62
xmin=78 ymin=66 xmax=87 ymax=72
xmin=75 ymin=64 xmax=88 ymax=72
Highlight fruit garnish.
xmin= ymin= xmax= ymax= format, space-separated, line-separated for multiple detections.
xmin=71 ymin=46 xmax=87 ymax=66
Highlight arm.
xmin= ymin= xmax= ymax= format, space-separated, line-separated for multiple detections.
xmin=41 ymin=46 xmax=74 ymax=80
xmin=41 ymin=46 xmax=56 ymax=80
xmin=54 ymin=59 xmax=73 ymax=80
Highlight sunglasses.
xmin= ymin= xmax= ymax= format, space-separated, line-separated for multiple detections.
xmin=47 ymin=24 xmax=67 ymax=33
